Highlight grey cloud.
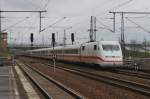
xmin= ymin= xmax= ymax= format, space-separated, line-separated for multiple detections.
xmin=1 ymin=0 xmax=150 ymax=44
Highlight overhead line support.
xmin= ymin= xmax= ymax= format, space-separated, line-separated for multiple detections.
xmin=0 ymin=10 xmax=47 ymax=39
xmin=0 ymin=10 xmax=46 ymax=13
xmin=109 ymin=11 xmax=150 ymax=14
xmin=121 ymin=12 xmax=125 ymax=59
xmin=109 ymin=11 xmax=150 ymax=59
xmin=39 ymin=12 xmax=42 ymax=33
xmin=113 ymin=12 xmax=116 ymax=32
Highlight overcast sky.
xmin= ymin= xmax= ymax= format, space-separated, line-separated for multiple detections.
xmin=0 ymin=0 xmax=150 ymax=45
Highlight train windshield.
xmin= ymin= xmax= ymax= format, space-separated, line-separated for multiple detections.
xmin=102 ymin=44 xmax=119 ymax=51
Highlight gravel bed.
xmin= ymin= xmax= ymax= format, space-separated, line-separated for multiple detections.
xmin=45 ymin=60 xmax=150 ymax=86
xmin=31 ymin=57 xmax=150 ymax=86
xmin=18 ymin=57 xmax=150 ymax=99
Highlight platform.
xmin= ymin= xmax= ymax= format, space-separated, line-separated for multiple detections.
xmin=0 ymin=66 xmax=18 ymax=99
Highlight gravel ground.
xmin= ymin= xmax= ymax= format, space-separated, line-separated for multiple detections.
xmin=44 ymin=59 xmax=150 ymax=86
xmin=129 ymin=58 xmax=150 ymax=70
xmin=18 ymin=57 xmax=150 ymax=99
xmin=31 ymin=57 xmax=150 ymax=86
xmin=56 ymin=63 xmax=150 ymax=86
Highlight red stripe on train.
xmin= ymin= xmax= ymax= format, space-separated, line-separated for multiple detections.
xmin=55 ymin=54 xmax=123 ymax=63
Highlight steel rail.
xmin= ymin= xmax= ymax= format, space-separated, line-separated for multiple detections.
xmin=17 ymin=60 xmax=84 ymax=99
xmin=44 ymin=63 xmax=150 ymax=97
xmin=114 ymin=69 xmax=150 ymax=80
xmin=16 ymin=61 xmax=53 ymax=99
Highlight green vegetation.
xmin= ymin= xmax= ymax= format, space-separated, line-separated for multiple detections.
xmin=0 ymin=45 xmax=9 ymax=57
xmin=125 ymin=50 xmax=150 ymax=58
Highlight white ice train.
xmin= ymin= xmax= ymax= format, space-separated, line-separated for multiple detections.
xmin=25 ymin=41 xmax=123 ymax=67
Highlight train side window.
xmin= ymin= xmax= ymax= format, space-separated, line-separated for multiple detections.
xmin=94 ymin=45 xmax=97 ymax=50
xmin=64 ymin=49 xmax=78 ymax=54
xmin=82 ymin=46 xmax=85 ymax=51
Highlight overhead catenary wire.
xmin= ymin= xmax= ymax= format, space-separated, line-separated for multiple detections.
xmin=2 ymin=17 xmax=30 ymax=32
xmin=40 ymin=17 xmax=66 ymax=32
xmin=37 ymin=0 xmax=131 ymax=34
xmin=22 ymin=0 xmax=50 ymax=10
xmin=96 ymin=0 xmax=134 ymax=17
xmin=95 ymin=0 xmax=134 ymax=34
xmin=125 ymin=17 xmax=150 ymax=33
xmin=4 ymin=0 xmax=149 ymax=45
xmin=22 ymin=0 xmax=42 ymax=9
xmin=96 ymin=18 xmax=114 ymax=32
xmin=42 ymin=0 xmax=118 ymax=32
xmin=42 ymin=0 xmax=51 ymax=9
xmin=2 ymin=11 xmax=41 ymax=32
xmin=124 ymin=15 xmax=150 ymax=19
xmin=110 ymin=0 xmax=134 ymax=11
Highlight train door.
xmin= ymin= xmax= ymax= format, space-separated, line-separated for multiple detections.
xmin=80 ymin=44 xmax=88 ymax=63
xmin=80 ymin=44 xmax=84 ymax=61
xmin=81 ymin=45 xmax=86 ymax=56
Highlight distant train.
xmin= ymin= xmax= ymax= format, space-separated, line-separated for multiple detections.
xmin=24 ymin=41 xmax=123 ymax=67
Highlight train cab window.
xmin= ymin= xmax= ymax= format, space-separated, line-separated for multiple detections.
xmin=102 ymin=45 xmax=119 ymax=51
xmin=94 ymin=45 xmax=97 ymax=50
xmin=82 ymin=46 xmax=85 ymax=51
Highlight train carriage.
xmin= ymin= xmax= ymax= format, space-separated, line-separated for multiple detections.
xmin=25 ymin=41 xmax=123 ymax=67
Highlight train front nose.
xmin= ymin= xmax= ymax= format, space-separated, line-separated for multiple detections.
xmin=102 ymin=56 xmax=123 ymax=67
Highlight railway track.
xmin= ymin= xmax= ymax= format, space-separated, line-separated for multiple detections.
xmin=41 ymin=62 xmax=150 ymax=97
xmin=114 ymin=69 xmax=150 ymax=80
xmin=16 ymin=60 xmax=84 ymax=99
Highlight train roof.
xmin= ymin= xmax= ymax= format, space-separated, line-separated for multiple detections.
xmin=99 ymin=41 xmax=120 ymax=44
xmin=26 ymin=41 xmax=120 ymax=52
xmin=27 ymin=44 xmax=80 ymax=52
xmin=82 ymin=41 xmax=119 ymax=45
